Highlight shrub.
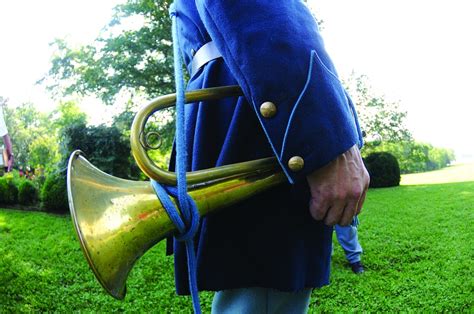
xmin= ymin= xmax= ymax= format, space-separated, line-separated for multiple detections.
xmin=364 ymin=152 xmax=401 ymax=188
xmin=41 ymin=172 xmax=69 ymax=214
xmin=64 ymin=123 xmax=137 ymax=179
xmin=0 ymin=176 xmax=19 ymax=205
xmin=362 ymin=141 xmax=455 ymax=174
xmin=18 ymin=180 xmax=39 ymax=205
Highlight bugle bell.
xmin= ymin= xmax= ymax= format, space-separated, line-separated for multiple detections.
xmin=67 ymin=86 xmax=285 ymax=299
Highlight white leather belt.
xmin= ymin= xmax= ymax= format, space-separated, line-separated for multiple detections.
xmin=190 ymin=41 xmax=222 ymax=78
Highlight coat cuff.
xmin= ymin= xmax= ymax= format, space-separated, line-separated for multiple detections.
xmin=253 ymin=51 xmax=361 ymax=183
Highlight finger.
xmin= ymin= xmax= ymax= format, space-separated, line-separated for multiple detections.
xmin=356 ymin=188 xmax=367 ymax=215
xmin=309 ymin=198 xmax=329 ymax=221
xmin=340 ymin=199 xmax=358 ymax=226
xmin=324 ymin=200 xmax=345 ymax=226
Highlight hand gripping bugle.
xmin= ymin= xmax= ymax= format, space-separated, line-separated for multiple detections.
xmin=67 ymin=86 xmax=285 ymax=299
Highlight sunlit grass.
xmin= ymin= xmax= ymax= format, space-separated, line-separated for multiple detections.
xmin=1 ymin=180 xmax=473 ymax=312
xmin=401 ymin=162 xmax=474 ymax=185
xmin=311 ymin=181 xmax=473 ymax=312
xmin=0 ymin=209 xmax=211 ymax=312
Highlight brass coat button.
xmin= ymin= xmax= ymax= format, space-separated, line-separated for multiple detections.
xmin=260 ymin=102 xmax=277 ymax=118
xmin=288 ymin=156 xmax=304 ymax=172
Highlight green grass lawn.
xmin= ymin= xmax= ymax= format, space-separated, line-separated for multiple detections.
xmin=1 ymin=172 xmax=473 ymax=312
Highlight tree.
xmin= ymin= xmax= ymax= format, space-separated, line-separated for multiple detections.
xmin=64 ymin=123 xmax=139 ymax=179
xmin=344 ymin=73 xmax=412 ymax=145
xmin=43 ymin=0 xmax=176 ymax=158
xmin=2 ymin=102 xmax=56 ymax=169
xmin=344 ymin=73 xmax=454 ymax=173
xmin=362 ymin=141 xmax=455 ymax=174
xmin=51 ymin=101 xmax=88 ymax=160
xmin=52 ymin=101 xmax=87 ymax=132
xmin=1 ymin=100 xmax=89 ymax=174
xmin=29 ymin=135 xmax=61 ymax=173
xmin=43 ymin=0 xmax=174 ymax=105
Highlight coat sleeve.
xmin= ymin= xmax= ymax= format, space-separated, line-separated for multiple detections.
xmin=195 ymin=0 xmax=363 ymax=183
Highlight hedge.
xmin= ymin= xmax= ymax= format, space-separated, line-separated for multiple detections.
xmin=364 ymin=152 xmax=401 ymax=188
xmin=18 ymin=179 xmax=39 ymax=205
xmin=0 ymin=177 xmax=19 ymax=205
xmin=41 ymin=172 xmax=69 ymax=214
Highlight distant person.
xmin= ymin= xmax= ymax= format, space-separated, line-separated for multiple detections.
xmin=0 ymin=106 xmax=13 ymax=172
xmin=335 ymin=218 xmax=364 ymax=274
xmin=27 ymin=166 xmax=35 ymax=180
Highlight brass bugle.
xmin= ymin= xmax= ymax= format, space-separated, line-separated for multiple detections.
xmin=67 ymin=86 xmax=285 ymax=299
xmin=130 ymin=86 xmax=278 ymax=184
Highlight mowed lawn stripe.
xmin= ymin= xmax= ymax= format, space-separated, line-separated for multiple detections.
xmin=1 ymin=181 xmax=473 ymax=311
xmin=401 ymin=162 xmax=474 ymax=185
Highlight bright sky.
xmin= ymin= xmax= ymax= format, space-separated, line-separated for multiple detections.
xmin=0 ymin=1 xmax=473 ymax=161
xmin=309 ymin=0 xmax=474 ymax=162
xmin=0 ymin=0 xmax=121 ymax=123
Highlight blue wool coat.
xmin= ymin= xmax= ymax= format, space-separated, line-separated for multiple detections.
xmin=169 ymin=0 xmax=363 ymax=294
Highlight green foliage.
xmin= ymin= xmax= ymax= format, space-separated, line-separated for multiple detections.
xmin=28 ymin=135 xmax=61 ymax=174
xmin=42 ymin=0 xmax=177 ymax=161
xmin=1 ymin=100 xmax=87 ymax=175
xmin=0 ymin=176 xmax=18 ymax=205
xmin=341 ymin=73 xmax=454 ymax=176
xmin=364 ymin=152 xmax=401 ymax=188
xmin=64 ymin=123 xmax=139 ymax=179
xmin=18 ymin=180 xmax=39 ymax=205
xmin=41 ymin=172 xmax=68 ymax=214
xmin=44 ymin=0 xmax=174 ymax=105
xmin=428 ymin=146 xmax=456 ymax=171
xmin=344 ymin=73 xmax=412 ymax=144
xmin=363 ymin=141 xmax=455 ymax=174
xmin=52 ymin=101 xmax=88 ymax=134
xmin=110 ymin=102 xmax=175 ymax=167
xmin=53 ymin=101 xmax=89 ymax=163
xmin=3 ymin=102 xmax=57 ymax=169
xmin=1 ymin=179 xmax=473 ymax=311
